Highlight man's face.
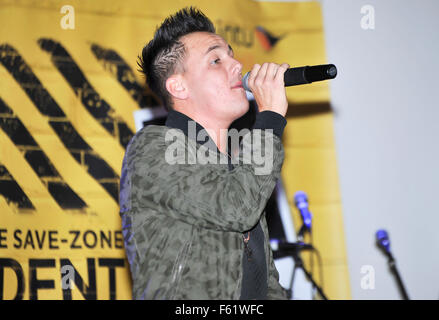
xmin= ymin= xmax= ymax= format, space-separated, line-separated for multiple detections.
xmin=179 ymin=32 xmax=249 ymax=123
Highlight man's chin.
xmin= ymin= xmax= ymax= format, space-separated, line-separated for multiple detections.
xmin=230 ymin=101 xmax=250 ymax=121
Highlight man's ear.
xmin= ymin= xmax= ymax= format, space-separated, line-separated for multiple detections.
xmin=166 ymin=74 xmax=188 ymax=101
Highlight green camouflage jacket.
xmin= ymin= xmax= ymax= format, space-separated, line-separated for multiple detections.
xmin=120 ymin=111 xmax=288 ymax=300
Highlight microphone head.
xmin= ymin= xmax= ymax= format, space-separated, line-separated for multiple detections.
xmin=242 ymin=72 xmax=251 ymax=92
xmin=376 ymin=229 xmax=391 ymax=253
xmin=294 ymin=190 xmax=308 ymax=207
xmin=294 ymin=191 xmax=311 ymax=229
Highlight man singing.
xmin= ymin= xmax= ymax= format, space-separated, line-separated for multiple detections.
xmin=120 ymin=7 xmax=289 ymax=299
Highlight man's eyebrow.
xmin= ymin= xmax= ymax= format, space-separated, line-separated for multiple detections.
xmin=205 ymin=44 xmax=234 ymax=55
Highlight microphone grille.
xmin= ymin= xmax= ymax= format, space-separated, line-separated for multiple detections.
xmin=242 ymin=72 xmax=251 ymax=92
xmin=294 ymin=190 xmax=308 ymax=206
xmin=376 ymin=229 xmax=390 ymax=253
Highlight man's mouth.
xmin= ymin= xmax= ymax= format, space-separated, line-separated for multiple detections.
xmin=231 ymin=81 xmax=243 ymax=89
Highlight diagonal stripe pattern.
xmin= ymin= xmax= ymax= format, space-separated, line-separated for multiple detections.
xmin=0 ymin=163 xmax=34 ymax=210
xmin=90 ymin=43 xmax=160 ymax=109
xmin=0 ymin=44 xmax=120 ymax=203
xmin=0 ymin=98 xmax=87 ymax=210
xmin=38 ymin=38 xmax=134 ymax=148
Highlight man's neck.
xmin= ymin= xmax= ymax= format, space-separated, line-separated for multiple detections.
xmin=174 ymin=107 xmax=231 ymax=155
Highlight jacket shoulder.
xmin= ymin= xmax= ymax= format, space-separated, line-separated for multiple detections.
xmin=130 ymin=124 xmax=166 ymax=145
xmin=126 ymin=125 xmax=173 ymax=155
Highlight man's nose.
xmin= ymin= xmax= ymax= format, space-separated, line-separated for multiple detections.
xmin=231 ymin=58 xmax=243 ymax=77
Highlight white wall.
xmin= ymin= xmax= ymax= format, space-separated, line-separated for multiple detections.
xmin=321 ymin=0 xmax=439 ymax=299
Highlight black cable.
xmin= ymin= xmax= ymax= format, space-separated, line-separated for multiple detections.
xmin=312 ymin=247 xmax=324 ymax=293
xmin=309 ymin=230 xmax=315 ymax=298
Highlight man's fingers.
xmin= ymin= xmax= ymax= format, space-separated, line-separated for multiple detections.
xmin=248 ymin=63 xmax=261 ymax=87
xmin=265 ymin=63 xmax=278 ymax=81
xmin=274 ymin=63 xmax=290 ymax=80
xmin=249 ymin=62 xmax=290 ymax=89
xmin=248 ymin=62 xmax=289 ymax=116
xmin=251 ymin=63 xmax=268 ymax=88
xmin=257 ymin=62 xmax=269 ymax=80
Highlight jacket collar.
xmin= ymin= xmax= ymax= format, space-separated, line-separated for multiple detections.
xmin=165 ymin=109 xmax=209 ymax=145
xmin=165 ymin=109 xmax=220 ymax=152
xmin=164 ymin=109 xmax=233 ymax=167
xmin=165 ymin=109 xmax=228 ymax=151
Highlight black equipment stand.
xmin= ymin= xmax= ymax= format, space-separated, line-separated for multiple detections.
xmin=287 ymin=223 xmax=329 ymax=300
xmin=289 ymin=247 xmax=328 ymax=300
xmin=384 ymin=251 xmax=410 ymax=300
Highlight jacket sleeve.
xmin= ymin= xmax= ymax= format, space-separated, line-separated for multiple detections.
xmin=126 ymin=111 xmax=287 ymax=233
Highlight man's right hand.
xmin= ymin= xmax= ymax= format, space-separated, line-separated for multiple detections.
xmin=246 ymin=62 xmax=290 ymax=117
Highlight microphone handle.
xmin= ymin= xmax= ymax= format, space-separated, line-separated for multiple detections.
xmin=284 ymin=64 xmax=337 ymax=86
xmin=242 ymin=64 xmax=337 ymax=91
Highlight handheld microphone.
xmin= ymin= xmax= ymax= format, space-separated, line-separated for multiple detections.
xmin=294 ymin=191 xmax=312 ymax=231
xmin=242 ymin=64 xmax=337 ymax=92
